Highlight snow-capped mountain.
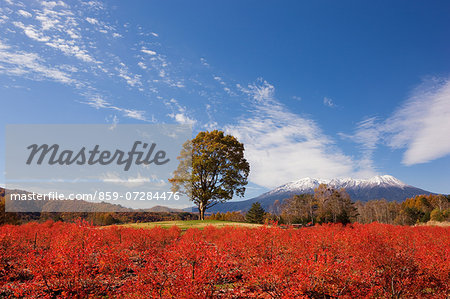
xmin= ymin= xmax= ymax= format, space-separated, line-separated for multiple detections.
xmin=266 ymin=175 xmax=408 ymax=195
xmin=207 ymin=175 xmax=434 ymax=213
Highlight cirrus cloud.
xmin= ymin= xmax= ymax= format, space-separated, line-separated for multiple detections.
xmin=343 ymin=77 xmax=450 ymax=166
xmin=225 ymin=79 xmax=375 ymax=188
xmin=386 ymin=77 xmax=450 ymax=165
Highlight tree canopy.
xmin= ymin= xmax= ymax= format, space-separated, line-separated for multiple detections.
xmin=169 ymin=130 xmax=249 ymax=220
xmin=280 ymin=184 xmax=357 ymax=225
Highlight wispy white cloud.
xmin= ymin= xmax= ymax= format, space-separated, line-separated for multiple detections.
xmin=13 ymin=21 xmax=50 ymax=42
xmin=41 ymin=1 xmax=68 ymax=10
xmin=340 ymin=117 xmax=380 ymax=151
xmin=385 ymin=77 xmax=450 ymax=165
xmin=339 ymin=116 xmax=380 ymax=174
xmin=323 ymin=96 xmax=335 ymax=107
xmin=344 ymin=77 xmax=450 ymax=166
xmin=0 ymin=40 xmax=74 ymax=84
xmin=213 ymin=76 xmax=224 ymax=83
xmin=83 ymin=95 xmax=147 ymax=121
xmin=203 ymin=103 xmax=218 ymax=130
xmin=226 ymin=79 xmax=374 ymax=188
xmin=17 ymin=10 xmax=32 ymax=18
xmin=200 ymin=57 xmax=209 ymax=67
xmin=81 ymin=1 xmax=105 ymax=10
xmin=85 ymin=95 xmax=110 ymax=109
xmin=141 ymin=48 xmax=156 ymax=55
xmin=0 ymin=15 xmax=8 ymax=24
xmin=11 ymin=3 xmax=99 ymax=64
xmin=137 ymin=61 xmax=147 ymax=69
xmin=1 ymin=0 xmax=161 ymax=121
xmin=45 ymin=40 xmax=97 ymax=63
xmin=213 ymin=74 xmax=236 ymax=96
xmin=122 ymin=109 xmax=147 ymax=121
xmin=85 ymin=17 xmax=99 ymax=25
xmin=116 ymin=62 xmax=142 ymax=88
xmin=170 ymin=113 xmax=196 ymax=125
xmin=166 ymin=98 xmax=197 ymax=125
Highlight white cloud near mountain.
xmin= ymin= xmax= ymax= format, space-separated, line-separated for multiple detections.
xmin=339 ymin=117 xmax=380 ymax=173
xmin=386 ymin=78 xmax=450 ymax=165
xmin=226 ymin=79 xmax=374 ymax=188
xmin=345 ymin=77 xmax=450 ymax=166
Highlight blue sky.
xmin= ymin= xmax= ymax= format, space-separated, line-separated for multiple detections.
xmin=1 ymin=0 xmax=449 ymax=199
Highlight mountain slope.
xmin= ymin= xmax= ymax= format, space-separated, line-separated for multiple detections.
xmin=207 ymin=175 xmax=434 ymax=213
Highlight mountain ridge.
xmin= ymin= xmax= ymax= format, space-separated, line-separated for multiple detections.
xmin=267 ymin=175 xmax=408 ymax=194
xmin=206 ymin=175 xmax=435 ymax=213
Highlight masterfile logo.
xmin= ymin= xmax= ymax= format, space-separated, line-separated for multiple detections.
xmin=26 ymin=141 xmax=170 ymax=171
xmin=5 ymin=124 xmax=192 ymax=212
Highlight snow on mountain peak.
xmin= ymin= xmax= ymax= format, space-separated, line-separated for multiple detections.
xmin=367 ymin=175 xmax=407 ymax=187
xmin=270 ymin=175 xmax=408 ymax=194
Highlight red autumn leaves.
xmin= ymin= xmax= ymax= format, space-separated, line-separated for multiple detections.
xmin=1 ymin=221 xmax=448 ymax=298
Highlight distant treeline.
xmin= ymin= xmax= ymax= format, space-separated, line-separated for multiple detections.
xmin=0 ymin=188 xmax=197 ymax=225
xmin=0 ymin=210 xmax=197 ymax=226
xmin=207 ymin=211 xmax=246 ymax=222
xmin=355 ymin=194 xmax=449 ymax=225
xmin=267 ymin=186 xmax=450 ymax=225
xmin=2 ymin=186 xmax=449 ymax=226
xmin=209 ymin=185 xmax=450 ymax=226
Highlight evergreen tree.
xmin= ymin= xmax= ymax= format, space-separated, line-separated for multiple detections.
xmin=245 ymin=202 xmax=265 ymax=224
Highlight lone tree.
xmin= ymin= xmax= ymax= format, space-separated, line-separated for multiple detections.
xmin=245 ymin=202 xmax=265 ymax=224
xmin=169 ymin=130 xmax=250 ymax=220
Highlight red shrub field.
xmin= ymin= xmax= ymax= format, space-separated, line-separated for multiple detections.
xmin=0 ymin=221 xmax=448 ymax=298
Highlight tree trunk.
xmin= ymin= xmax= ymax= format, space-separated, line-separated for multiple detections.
xmin=198 ymin=206 xmax=206 ymax=220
